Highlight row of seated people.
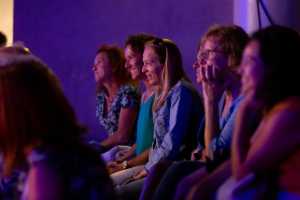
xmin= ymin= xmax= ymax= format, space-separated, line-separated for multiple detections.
xmin=0 ymin=24 xmax=300 ymax=200
xmin=93 ymin=25 xmax=300 ymax=200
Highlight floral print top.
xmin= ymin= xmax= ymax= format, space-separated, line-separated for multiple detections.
xmin=96 ymin=84 xmax=139 ymax=135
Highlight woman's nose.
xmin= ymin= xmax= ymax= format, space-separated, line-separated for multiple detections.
xmin=142 ymin=65 xmax=146 ymax=73
xmin=193 ymin=60 xmax=199 ymax=69
xmin=125 ymin=61 xmax=130 ymax=70
xmin=200 ymin=57 xmax=207 ymax=66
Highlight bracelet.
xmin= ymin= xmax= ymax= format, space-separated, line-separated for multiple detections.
xmin=122 ymin=160 xmax=128 ymax=169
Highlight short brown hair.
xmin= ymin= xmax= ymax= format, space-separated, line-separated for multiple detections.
xmin=200 ymin=25 xmax=249 ymax=71
xmin=96 ymin=44 xmax=131 ymax=85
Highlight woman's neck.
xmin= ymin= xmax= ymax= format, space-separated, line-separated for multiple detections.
xmin=143 ymin=84 xmax=155 ymax=101
xmin=225 ymin=73 xmax=241 ymax=100
xmin=103 ymin=79 xmax=121 ymax=98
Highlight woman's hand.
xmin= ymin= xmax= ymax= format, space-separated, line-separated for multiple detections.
xmin=191 ymin=148 xmax=203 ymax=161
xmin=115 ymin=147 xmax=133 ymax=162
xmin=107 ymin=161 xmax=123 ymax=174
xmin=201 ymin=65 xmax=226 ymax=103
xmin=132 ymin=169 xmax=148 ymax=180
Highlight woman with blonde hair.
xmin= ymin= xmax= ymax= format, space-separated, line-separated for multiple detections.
xmin=113 ymin=38 xmax=203 ymax=200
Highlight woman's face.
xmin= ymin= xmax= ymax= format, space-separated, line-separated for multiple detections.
xmin=142 ymin=46 xmax=163 ymax=86
xmin=240 ymin=40 xmax=264 ymax=96
xmin=92 ymin=52 xmax=112 ymax=83
xmin=124 ymin=45 xmax=143 ymax=80
xmin=193 ymin=37 xmax=228 ymax=83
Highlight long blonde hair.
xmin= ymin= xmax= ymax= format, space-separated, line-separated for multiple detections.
xmin=145 ymin=38 xmax=190 ymax=112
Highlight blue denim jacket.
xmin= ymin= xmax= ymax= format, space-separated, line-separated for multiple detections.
xmin=145 ymin=80 xmax=203 ymax=171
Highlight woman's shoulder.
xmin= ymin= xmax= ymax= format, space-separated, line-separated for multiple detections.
xmin=170 ymin=80 xmax=200 ymax=98
xmin=119 ymin=84 xmax=139 ymax=96
xmin=270 ymin=97 xmax=300 ymax=115
xmin=264 ymin=97 xmax=300 ymax=132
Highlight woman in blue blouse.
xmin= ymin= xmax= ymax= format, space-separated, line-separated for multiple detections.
xmin=140 ymin=25 xmax=249 ymax=200
xmin=114 ymin=38 xmax=203 ymax=199
xmin=92 ymin=45 xmax=139 ymax=155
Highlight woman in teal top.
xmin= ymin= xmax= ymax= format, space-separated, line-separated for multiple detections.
xmin=107 ymin=34 xmax=156 ymax=173
xmin=135 ymin=94 xmax=155 ymax=155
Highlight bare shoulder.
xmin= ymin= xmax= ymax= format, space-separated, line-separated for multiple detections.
xmin=265 ymin=97 xmax=300 ymax=133
xmin=270 ymin=97 xmax=300 ymax=114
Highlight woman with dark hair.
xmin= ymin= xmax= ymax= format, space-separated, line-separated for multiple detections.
xmin=92 ymin=45 xmax=139 ymax=160
xmin=216 ymin=25 xmax=300 ymax=199
xmin=107 ymin=34 xmax=156 ymax=173
xmin=0 ymin=47 xmax=116 ymax=199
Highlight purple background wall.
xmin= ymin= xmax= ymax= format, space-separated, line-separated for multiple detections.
xmin=14 ymin=0 xmax=233 ymax=140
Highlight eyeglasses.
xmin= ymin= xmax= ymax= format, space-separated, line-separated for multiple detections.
xmin=199 ymin=48 xmax=225 ymax=60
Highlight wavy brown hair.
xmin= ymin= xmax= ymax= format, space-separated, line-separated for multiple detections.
xmin=96 ymin=44 xmax=131 ymax=90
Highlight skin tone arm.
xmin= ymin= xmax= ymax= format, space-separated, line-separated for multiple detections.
xmin=26 ymin=163 xmax=63 ymax=200
xmin=231 ymin=96 xmax=259 ymax=179
xmin=232 ymin=99 xmax=300 ymax=180
xmin=127 ymin=149 xmax=149 ymax=168
xmin=201 ymin=65 xmax=226 ymax=158
xmin=100 ymin=107 xmax=138 ymax=150
xmin=112 ymin=86 xmax=154 ymax=163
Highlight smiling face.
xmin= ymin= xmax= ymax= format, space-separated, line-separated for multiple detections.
xmin=124 ymin=45 xmax=143 ymax=80
xmin=240 ymin=40 xmax=264 ymax=96
xmin=142 ymin=46 xmax=163 ymax=87
xmin=92 ymin=52 xmax=112 ymax=83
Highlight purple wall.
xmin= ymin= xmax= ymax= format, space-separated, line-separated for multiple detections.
xmin=14 ymin=0 xmax=233 ymax=140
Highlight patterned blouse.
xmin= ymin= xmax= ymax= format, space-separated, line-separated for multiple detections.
xmin=96 ymin=84 xmax=139 ymax=135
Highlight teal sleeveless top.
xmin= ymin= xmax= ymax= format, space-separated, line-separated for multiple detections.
xmin=135 ymin=95 xmax=154 ymax=155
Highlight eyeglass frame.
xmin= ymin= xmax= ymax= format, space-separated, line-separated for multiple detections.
xmin=198 ymin=47 xmax=226 ymax=61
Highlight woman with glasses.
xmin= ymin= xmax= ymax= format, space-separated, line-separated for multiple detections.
xmin=113 ymin=38 xmax=203 ymax=200
xmin=140 ymin=25 xmax=249 ymax=200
